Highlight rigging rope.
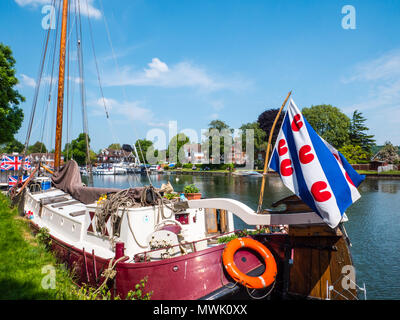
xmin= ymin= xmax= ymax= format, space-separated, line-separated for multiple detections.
xmin=98 ymin=0 xmax=153 ymax=185
xmin=76 ymin=0 xmax=91 ymax=170
xmin=39 ymin=0 xmax=62 ymax=156
xmin=23 ymin=0 xmax=57 ymax=155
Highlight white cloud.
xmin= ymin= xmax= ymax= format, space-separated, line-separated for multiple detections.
xmin=343 ymin=49 xmax=400 ymax=84
xmin=144 ymin=58 xmax=169 ymax=78
xmin=341 ymin=49 xmax=400 ymax=145
xmin=19 ymin=74 xmax=36 ymax=88
xmin=15 ymin=0 xmax=101 ymax=19
xmin=18 ymin=73 xmax=83 ymax=88
xmin=103 ymin=57 xmax=247 ymax=91
xmin=342 ymin=49 xmax=400 ymax=112
xmin=92 ymin=97 xmax=154 ymax=124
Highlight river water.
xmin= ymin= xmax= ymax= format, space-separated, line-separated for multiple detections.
xmin=83 ymin=173 xmax=400 ymax=300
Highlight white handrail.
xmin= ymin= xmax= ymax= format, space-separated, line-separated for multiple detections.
xmin=185 ymin=198 xmax=326 ymax=226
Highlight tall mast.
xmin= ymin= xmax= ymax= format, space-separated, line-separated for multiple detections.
xmin=54 ymin=0 xmax=69 ymax=169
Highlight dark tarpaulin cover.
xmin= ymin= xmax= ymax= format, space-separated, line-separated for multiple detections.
xmin=51 ymin=160 xmax=122 ymax=204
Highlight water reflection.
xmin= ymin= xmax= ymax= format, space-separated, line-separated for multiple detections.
xmin=378 ymin=181 xmax=398 ymax=194
xmin=358 ymin=179 xmax=398 ymax=194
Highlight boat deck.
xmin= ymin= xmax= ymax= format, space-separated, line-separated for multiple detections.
xmin=27 ymin=188 xmax=114 ymax=258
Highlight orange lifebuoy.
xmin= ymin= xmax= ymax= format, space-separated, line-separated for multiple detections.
xmin=222 ymin=237 xmax=277 ymax=289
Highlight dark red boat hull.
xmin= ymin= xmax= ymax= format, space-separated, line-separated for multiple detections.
xmin=30 ymin=222 xmax=282 ymax=299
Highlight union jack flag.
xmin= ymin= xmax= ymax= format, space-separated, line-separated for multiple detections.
xmin=0 ymin=156 xmax=31 ymax=171
xmin=23 ymin=157 xmax=31 ymax=170
xmin=8 ymin=176 xmax=19 ymax=188
xmin=8 ymin=175 xmax=29 ymax=188
xmin=269 ymin=99 xmax=365 ymax=228
xmin=1 ymin=156 xmax=22 ymax=171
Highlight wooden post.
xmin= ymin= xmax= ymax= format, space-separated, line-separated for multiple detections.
xmin=54 ymin=0 xmax=69 ymax=170
xmin=257 ymin=91 xmax=292 ymax=213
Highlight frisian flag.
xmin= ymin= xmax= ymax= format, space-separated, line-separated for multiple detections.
xmin=268 ymin=99 xmax=365 ymax=228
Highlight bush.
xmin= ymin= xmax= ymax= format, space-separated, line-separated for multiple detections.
xmin=338 ymin=144 xmax=369 ymax=164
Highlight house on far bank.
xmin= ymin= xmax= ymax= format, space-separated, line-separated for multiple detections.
xmin=28 ymin=153 xmax=64 ymax=168
xmin=182 ymin=141 xmax=247 ymax=165
xmin=97 ymin=146 xmax=137 ymax=164
xmin=183 ymin=143 xmax=205 ymax=164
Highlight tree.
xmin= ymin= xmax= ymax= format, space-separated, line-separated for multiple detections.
xmin=202 ymin=120 xmax=233 ymax=163
xmin=349 ymin=110 xmax=375 ymax=156
xmin=338 ymin=144 xmax=369 ymax=164
xmin=135 ymin=139 xmax=154 ymax=164
xmin=257 ymin=108 xmax=284 ymax=149
xmin=0 ymin=138 xmax=24 ymax=154
xmin=167 ymin=133 xmax=190 ymax=164
xmin=302 ymin=104 xmax=350 ymax=149
xmin=208 ymin=120 xmax=231 ymax=132
xmin=108 ymin=143 xmax=121 ymax=150
xmin=373 ymin=141 xmax=400 ymax=164
xmin=27 ymin=141 xmax=47 ymax=154
xmin=0 ymin=43 xmax=25 ymax=145
xmin=63 ymin=133 xmax=91 ymax=166
xmin=239 ymin=122 xmax=267 ymax=160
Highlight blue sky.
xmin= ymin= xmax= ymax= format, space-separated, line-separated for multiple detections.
xmin=1 ymin=0 xmax=399 ymax=151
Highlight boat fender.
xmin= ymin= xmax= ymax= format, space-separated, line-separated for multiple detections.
xmin=222 ymin=237 xmax=277 ymax=289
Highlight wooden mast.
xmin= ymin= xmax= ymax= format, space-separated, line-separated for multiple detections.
xmin=54 ymin=0 xmax=69 ymax=169
xmin=257 ymin=91 xmax=292 ymax=213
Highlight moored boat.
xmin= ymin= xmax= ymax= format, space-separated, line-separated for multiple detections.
xmin=232 ymin=170 xmax=263 ymax=177
xmin=8 ymin=0 xmax=367 ymax=301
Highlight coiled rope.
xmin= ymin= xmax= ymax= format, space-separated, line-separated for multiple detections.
xmin=95 ymin=185 xmax=177 ymax=249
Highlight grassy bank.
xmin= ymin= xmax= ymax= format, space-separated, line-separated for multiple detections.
xmin=356 ymin=170 xmax=400 ymax=176
xmin=0 ymin=194 xmax=77 ymax=299
xmin=0 ymin=194 xmax=151 ymax=300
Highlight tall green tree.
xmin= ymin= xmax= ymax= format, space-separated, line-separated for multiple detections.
xmin=0 ymin=43 xmax=25 ymax=145
xmin=257 ymin=108 xmax=284 ymax=149
xmin=349 ymin=110 xmax=375 ymax=156
xmin=108 ymin=143 xmax=121 ymax=150
xmin=135 ymin=139 xmax=154 ymax=164
xmin=63 ymin=133 xmax=91 ymax=166
xmin=202 ymin=120 xmax=233 ymax=163
xmin=167 ymin=133 xmax=190 ymax=164
xmin=302 ymin=104 xmax=350 ymax=149
xmin=239 ymin=122 xmax=267 ymax=160
xmin=27 ymin=141 xmax=47 ymax=154
xmin=0 ymin=138 xmax=24 ymax=154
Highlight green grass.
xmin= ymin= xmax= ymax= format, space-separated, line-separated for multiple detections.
xmin=0 ymin=194 xmax=152 ymax=300
xmin=0 ymin=194 xmax=77 ymax=299
xmin=356 ymin=170 xmax=400 ymax=175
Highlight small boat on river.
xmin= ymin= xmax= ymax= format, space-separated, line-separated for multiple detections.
xmin=232 ymin=170 xmax=263 ymax=177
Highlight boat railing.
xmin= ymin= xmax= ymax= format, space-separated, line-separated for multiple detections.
xmin=132 ymin=228 xmax=286 ymax=263
xmin=132 ymin=230 xmax=238 ymax=263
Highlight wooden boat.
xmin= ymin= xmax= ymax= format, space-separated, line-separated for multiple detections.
xmin=9 ymin=0 xmax=363 ymax=300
